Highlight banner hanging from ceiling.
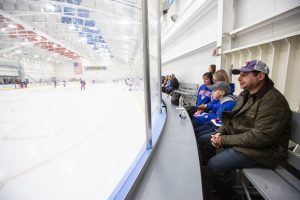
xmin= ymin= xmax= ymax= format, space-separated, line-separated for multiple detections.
xmin=74 ymin=61 xmax=83 ymax=74
xmin=84 ymin=66 xmax=107 ymax=71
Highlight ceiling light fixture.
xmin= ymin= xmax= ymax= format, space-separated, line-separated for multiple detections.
xmin=120 ymin=20 xmax=130 ymax=25
xmin=45 ymin=4 xmax=55 ymax=11
xmin=87 ymin=27 xmax=98 ymax=31
xmin=8 ymin=24 xmax=16 ymax=29
xmin=68 ymin=25 xmax=76 ymax=30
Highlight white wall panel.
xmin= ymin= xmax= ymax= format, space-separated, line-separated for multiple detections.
xmin=22 ymin=60 xmax=55 ymax=82
xmin=162 ymin=0 xmax=300 ymax=109
xmin=231 ymin=12 xmax=300 ymax=48
xmin=274 ymin=0 xmax=300 ymax=12
xmin=234 ymin=0 xmax=275 ymax=28
xmin=161 ymin=1 xmax=218 ymax=84
xmin=272 ymin=12 xmax=300 ymax=36
xmin=272 ymin=40 xmax=289 ymax=94
xmin=55 ymin=62 xmax=76 ymax=81
xmin=162 ymin=47 xmax=216 ymax=84
xmin=0 ymin=67 xmax=19 ymax=76
xmin=162 ymin=5 xmax=218 ymax=63
xmin=234 ymin=0 xmax=299 ymax=29
xmin=284 ymin=36 xmax=300 ymax=111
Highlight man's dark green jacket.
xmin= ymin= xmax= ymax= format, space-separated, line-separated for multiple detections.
xmin=218 ymin=79 xmax=292 ymax=168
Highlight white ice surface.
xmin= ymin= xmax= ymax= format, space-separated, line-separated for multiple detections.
xmin=0 ymin=83 xmax=146 ymax=200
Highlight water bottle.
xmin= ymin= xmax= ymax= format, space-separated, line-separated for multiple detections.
xmin=181 ymin=110 xmax=187 ymax=122
xmin=179 ymin=96 xmax=183 ymax=108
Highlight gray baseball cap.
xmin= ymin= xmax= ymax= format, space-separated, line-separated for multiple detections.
xmin=211 ymin=81 xmax=230 ymax=95
xmin=232 ymin=60 xmax=269 ymax=75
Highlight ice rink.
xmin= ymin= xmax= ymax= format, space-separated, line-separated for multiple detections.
xmin=0 ymin=82 xmax=146 ymax=200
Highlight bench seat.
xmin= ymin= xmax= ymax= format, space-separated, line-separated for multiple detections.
xmin=174 ymin=82 xmax=198 ymax=105
xmin=175 ymin=82 xmax=198 ymax=96
xmin=241 ymin=111 xmax=300 ymax=200
xmin=175 ymin=90 xmax=194 ymax=96
xmin=242 ymin=167 xmax=300 ymax=200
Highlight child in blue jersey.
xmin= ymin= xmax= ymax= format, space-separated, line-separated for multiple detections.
xmin=196 ymin=72 xmax=214 ymax=107
xmin=192 ymin=82 xmax=236 ymax=133
xmin=185 ymin=72 xmax=214 ymax=118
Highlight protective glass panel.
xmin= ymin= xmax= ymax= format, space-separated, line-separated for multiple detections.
xmin=0 ymin=1 xmax=149 ymax=199
xmin=148 ymin=0 xmax=160 ymax=130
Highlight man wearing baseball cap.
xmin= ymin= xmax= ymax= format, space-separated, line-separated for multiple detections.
xmin=198 ymin=60 xmax=292 ymax=200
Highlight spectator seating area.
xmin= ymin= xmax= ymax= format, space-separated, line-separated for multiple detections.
xmin=166 ymin=77 xmax=299 ymax=200
xmin=174 ymin=82 xmax=199 ymax=106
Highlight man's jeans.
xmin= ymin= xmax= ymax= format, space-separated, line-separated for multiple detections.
xmin=198 ymin=132 xmax=261 ymax=200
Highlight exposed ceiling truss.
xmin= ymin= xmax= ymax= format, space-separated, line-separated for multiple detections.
xmin=0 ymin=0 xmax=142 ymax=64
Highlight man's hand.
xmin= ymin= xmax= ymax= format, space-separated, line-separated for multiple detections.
xmin=211 ymin=133 xmax=222 ymax=148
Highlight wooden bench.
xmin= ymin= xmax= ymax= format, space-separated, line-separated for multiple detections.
xmin=240 ymin=111 xmax=300 ymax=200
xmin=174 ymin=82 xmax=199 ymax=105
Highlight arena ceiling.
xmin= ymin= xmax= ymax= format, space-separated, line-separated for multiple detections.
xmin=0 ymin=0 xmax=142 ymax=64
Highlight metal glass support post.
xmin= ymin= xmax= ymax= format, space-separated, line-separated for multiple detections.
xmin=142 ymin=0 xmax=152 ymax=149
xmin=157 ymin=0 xmax=162 ymax=113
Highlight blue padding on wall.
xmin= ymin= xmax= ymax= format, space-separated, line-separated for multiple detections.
xmin=61 ymin=16 xmax=72 ymax=24
xmin=67 ymin=0 xmax=81 ymax=5
xmin=87 ymin=38 xmax=95 ymax=42
xmin=54 ymin=5 xmax=61 ymax=12
xmin=87 ymin=41 xmax=95 ymax=45
xmin=85 ymin=33 xmax=92 ymax=38
xmin=83 ymin=27 xmax=99 ymax=34
xmin=64 ymin=7 xmax=76 ymax=16
xmin=77 ymin=9 xmax=89 ymax=18
xmin=84 ymin=20 xmax=95 ymax=27
xmin=73 ymin=18 xmax=83 ymax=25
xmin=93 ymin=35 xmax=102 ymax=41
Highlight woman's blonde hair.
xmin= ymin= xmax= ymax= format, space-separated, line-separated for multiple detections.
xmin=213 ymin=69 xmax=230 ymax=83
